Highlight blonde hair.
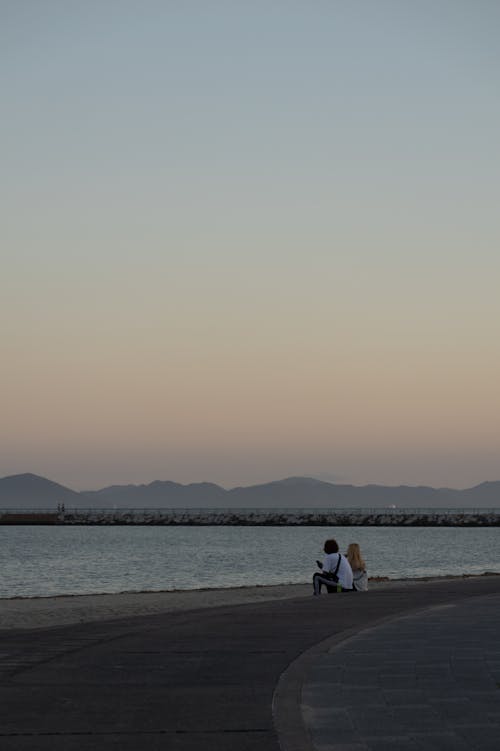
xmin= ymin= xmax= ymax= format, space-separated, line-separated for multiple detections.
xmin=346 ymin=543 xmax=366 ymax=571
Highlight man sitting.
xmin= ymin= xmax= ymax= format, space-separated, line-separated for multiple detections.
xmin=313 ymin=538 xmax=354 ymax=594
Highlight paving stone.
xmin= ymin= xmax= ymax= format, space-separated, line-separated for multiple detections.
xmin=315 ymin=744 xmax=369 ymax=751
xmin=379 ymin=659 xmax=417 ymax=670
xmin=421 ymin=685 xmax=471 ymax=700
xmin=391 ymin=704 xmax=444 ymax=731
xmin=415 ymin=662 xmax=451 ymax=672
xmin=428 ymin=697 xmax=475 ymax=719
xmin=310 ymin=725 xmax=363 ymax=746
xmin=379 ymin=673 xmax=418 ymax=688
xmin=308 ymin=665 xmax=345 ymax=683
xmin=364 ymin=736 xmax=419 ymax=750
xmin=416 ymin=676 xmax=460 ymax=689
xmin=336 ymin=687 xmax=386 ymax=707
xmin=340 ymin=668 xmax=380 ymax=688
xmin=485 ymin=664 xmax=500 ymax=679
xmin=382 ymin=689 xmax=427 ymax=706
xmin=349 ymin=707 xmax=405 ymax=736
xmin=467 ymin=690 xmax=500 ymax=704
xmin=412 ymin=731 xmax=470 ymax=750
xmin=335 ymin=654 xmax=385 ymax=668
xmin=451 ymin=676 xmax=497 ymax=690
xmin=302 ymin=707 xmax=354 ymax=731
xmin=455 ymin=724 xmax=500 ymax=750
xmin=302 ymin=683 xmax=344 ymax=707
xmin=417 ymin=649 xmax=453 ymax=661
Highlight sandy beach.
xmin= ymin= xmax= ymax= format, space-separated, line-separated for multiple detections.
xmin=2 ymin=574 xmax=498 ymax=631
xmin=0 ymin=583 xmax=309 ymax=630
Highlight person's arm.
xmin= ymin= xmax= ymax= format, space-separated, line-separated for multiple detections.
xmin=322 ymin=555 xmax=332 ymax=574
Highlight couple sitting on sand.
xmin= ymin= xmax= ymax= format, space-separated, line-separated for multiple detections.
xmin=313 ymin=539 xmax=368 ymax=595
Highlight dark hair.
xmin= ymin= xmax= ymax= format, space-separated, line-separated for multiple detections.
xmin=324 ymin=538 xmax=339 ymax=554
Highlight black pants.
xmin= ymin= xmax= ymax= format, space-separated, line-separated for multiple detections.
xmin=313 ymin=572 xmax=354 ymax=595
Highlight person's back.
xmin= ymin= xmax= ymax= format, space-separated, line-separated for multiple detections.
xmin=346 ymin=543 xmax=368 ymax=591
xmin=323 ymin=551 xmax=354 ymax=590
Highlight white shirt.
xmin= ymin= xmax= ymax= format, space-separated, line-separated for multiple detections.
xmin=322 ymin=553 xmax=353 ymax=590
xmin=352 ymin=568 xmax=368 ymax=591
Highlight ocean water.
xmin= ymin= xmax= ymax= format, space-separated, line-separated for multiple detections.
xmin=1 ymin=524 xmax=499 ymax=598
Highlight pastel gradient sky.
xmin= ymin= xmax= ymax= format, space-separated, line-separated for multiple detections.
xmin=2 ymin=1 xmax=499 ymax=490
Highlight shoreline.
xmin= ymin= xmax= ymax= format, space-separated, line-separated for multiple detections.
xmin=1 ymin=572 xmax=499 ymax=631
xmin=3 ymin=569 xmax=500 ymax=601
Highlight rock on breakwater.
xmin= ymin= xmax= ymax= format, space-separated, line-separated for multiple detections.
xmin=43 ymin=509 xmax=500 ymax=526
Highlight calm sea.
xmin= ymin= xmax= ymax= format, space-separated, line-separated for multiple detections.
xmin=1 ymin=523 xmax=499 ymax=598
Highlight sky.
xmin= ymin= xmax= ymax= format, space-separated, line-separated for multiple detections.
xmin=1 ymin=1 xmax=499 ymax=491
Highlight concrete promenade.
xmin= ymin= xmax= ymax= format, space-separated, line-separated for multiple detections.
xmin=278 ymin=586 xmax=500 ymax=751
xmin=1 ymin=577 xmax=500 ymax=750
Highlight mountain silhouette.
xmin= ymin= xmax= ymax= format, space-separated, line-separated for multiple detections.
xmin=0 ymin=473 xmax=80 ymax=507
xmin=1 ymin=472 xmax=499 ymax=509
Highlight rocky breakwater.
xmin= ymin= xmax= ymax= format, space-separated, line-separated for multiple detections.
xmin=59 ymin=510 xmax=500 ymax=526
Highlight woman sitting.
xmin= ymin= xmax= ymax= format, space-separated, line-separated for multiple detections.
xmin=346 ymin=543 xmax=368 ymax=591
xmin=313 ymin=538 xmax=354 ymax=595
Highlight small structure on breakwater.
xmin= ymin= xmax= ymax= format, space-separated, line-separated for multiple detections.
xmin=0 ymin=512 xmax=59 ymax=524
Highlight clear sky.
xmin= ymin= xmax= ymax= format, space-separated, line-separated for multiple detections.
xmin=2 ymin=1 xmax=499 ymax=490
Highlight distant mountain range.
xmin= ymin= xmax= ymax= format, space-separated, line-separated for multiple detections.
xmin=1 ymin=473 xmax=500 ymax=509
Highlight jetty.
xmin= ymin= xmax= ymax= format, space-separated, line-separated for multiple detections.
xmin=1 ymin=508 xmax=499 ymax=526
